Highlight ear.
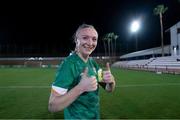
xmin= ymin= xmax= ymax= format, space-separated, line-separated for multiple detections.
xmin=76 ymin=39 xmax=80 ymax=46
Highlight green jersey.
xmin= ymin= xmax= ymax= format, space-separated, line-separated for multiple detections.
xmin=51 ymin=52 xmax=101 ymax=119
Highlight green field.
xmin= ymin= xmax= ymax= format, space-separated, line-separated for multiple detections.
xmin=0 ymin=67 xmax=180 ymax=119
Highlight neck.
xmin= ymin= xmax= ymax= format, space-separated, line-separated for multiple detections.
xmin=77 ymin=52 xmax=89 ymax=63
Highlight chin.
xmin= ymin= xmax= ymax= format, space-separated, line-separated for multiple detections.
xmin=83 ymin=51 xmax=92 ymax=56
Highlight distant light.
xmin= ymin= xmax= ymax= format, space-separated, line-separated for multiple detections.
xmin=174 ymin=47 xmax=177 ymax=56
xmin=130 ymin=20 xmax=140 ymax=33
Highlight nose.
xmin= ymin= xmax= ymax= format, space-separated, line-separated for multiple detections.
xmin=88 ymin=39 xmax=93 ymax=46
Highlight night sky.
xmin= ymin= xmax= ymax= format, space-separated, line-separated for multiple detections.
xmin=0 ymin=0 xmax=179 ymax=57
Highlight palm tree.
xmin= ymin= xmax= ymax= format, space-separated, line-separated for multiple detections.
xmin=154 ymin=4 xmax=168 ymax=56
xmin=109 ymin=33 xmax=114 ymax=57
xmin=102 ymin=32 xmax=119 ymax=58
xmin=113 ymin=34 xmax=119 ymax=57
xmin=106 ymin=33 xmax=111 ymax=57
xmin=102 ymin=33 xmax=112 ymax=58
xmin=102 ymin=35 xmax=108 ymax=57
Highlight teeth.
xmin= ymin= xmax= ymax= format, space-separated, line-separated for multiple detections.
xmin=83 ymin=45 xmax=94 ymax=51
xmin=85 ymin=47 xmax=92 ymax=51
xmin=84 ymin=47 xmax=92 ymax=49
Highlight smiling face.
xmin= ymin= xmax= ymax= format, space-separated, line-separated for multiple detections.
xmin=76 ymin=27 xmax=98 ymax=59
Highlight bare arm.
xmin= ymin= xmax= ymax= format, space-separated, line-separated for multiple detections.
xmin=48 ymin=84 xmax=83 ymax=112
xmin=48 ymin=68 xmax=97 ymax=112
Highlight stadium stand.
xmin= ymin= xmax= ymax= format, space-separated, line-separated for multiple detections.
xmin=112 ymin=56 xmax=180 ymax=74
xmin=120 ymin=45 xmax=171 ymax=60
xmin=0 ymin=57 xmax=64 ymax=68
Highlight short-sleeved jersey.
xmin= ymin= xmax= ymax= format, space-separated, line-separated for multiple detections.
xmin=51 ymin=52 xmax=101 ymax=119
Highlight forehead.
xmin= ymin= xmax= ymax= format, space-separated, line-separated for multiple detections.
xmin=77 ymin=28 xmax=98 ymax=38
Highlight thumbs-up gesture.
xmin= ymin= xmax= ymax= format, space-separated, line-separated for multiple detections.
xmin=102 ymin=63 xmax=114 ymax=84
xmin=78 ymin=67 xmax=98 ymax=93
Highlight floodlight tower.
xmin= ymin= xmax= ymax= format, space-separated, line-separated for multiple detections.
xmin=130 ymin=20 xmax=140 ymax=51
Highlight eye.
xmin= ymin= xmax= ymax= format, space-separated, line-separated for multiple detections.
xmin=92 ymin=37 xmax=97 ymax=42
xmin=82 ymin=36 xmax=89 ymax=40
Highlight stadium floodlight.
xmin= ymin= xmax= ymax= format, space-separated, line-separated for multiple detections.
xmin=130 ymin=20 xmax=140 ymax=33
xmin=130 ymin=19 xmax=141 ymax=51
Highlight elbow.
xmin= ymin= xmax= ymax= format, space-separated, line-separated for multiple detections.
xmin=48 ymin=92 xmax=65 ymax=112
xmin=48 ymin=102 xmax=62 ymax=113
xmin=48 ymin=103 xmax=57 ymax=113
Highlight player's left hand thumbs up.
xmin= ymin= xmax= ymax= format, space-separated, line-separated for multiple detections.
xmin=102 ymin=62 xmax=114 ymax=83
xmin=106 ymin=62 xmax=110 ymax=71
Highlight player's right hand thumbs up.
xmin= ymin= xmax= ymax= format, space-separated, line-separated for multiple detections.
xmin=78 ymin=67 xmax=98 ymax=93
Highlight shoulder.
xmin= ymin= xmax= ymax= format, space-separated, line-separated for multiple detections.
xmin=61 ymin=53 xmax=77 ymax=65
xmin=65 ymin=53 xmax=78 ymax=63
xmin=57 ymin=54 xmax=77 ymax=72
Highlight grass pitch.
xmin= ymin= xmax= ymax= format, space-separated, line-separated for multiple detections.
xmin=0 ymin=68 xmax=180 ymax=119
